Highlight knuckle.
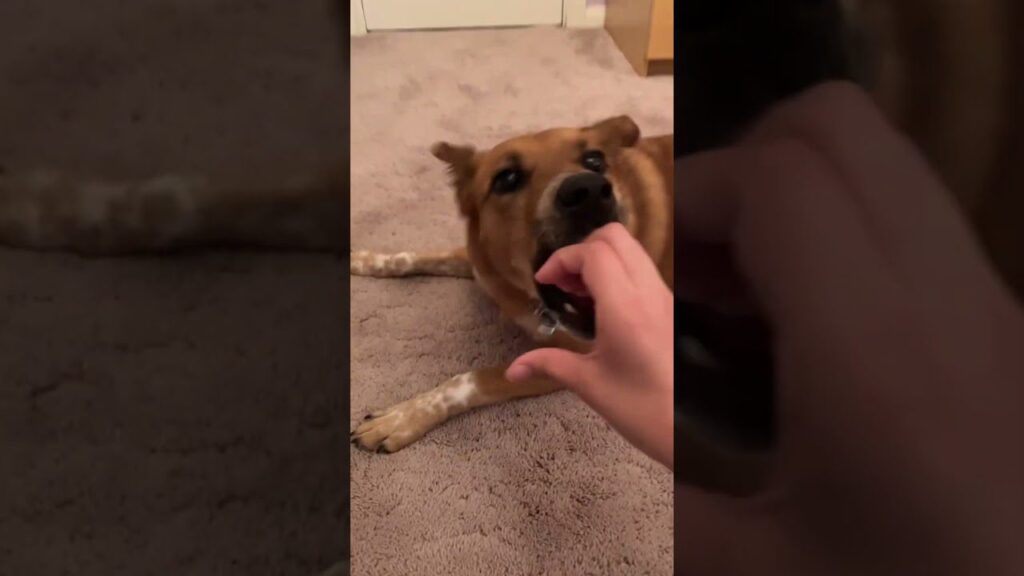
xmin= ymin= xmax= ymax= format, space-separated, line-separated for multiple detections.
xmin=742 ymin=138 xmax=836 ymax=219
xmin=586 ymin=238 xmax=617 ymax=262
xmin=587 ymin=221 xmax=626 ymax=246
xmin=775 ymin=80 xmax=873 ymax=128
xmin=748 ymin=137 xmax=821 ymax=179
xmin=603 ymin=221 xmax=629 ymax=237
xmin=804 ymin=80 xmax=874 ymax=112
xmin=753 ymin=80 xmax=881 ymax=153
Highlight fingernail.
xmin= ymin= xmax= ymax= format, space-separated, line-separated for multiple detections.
xmin=506 ymin=364 xmax=532 ymax=382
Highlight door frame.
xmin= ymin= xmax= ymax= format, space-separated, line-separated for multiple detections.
xmin=564 ymin=0 xmax=605 ymax=29
xmin=351 ymin=0 xmax=367 ymax=35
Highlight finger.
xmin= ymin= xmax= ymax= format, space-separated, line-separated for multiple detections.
xmin=743 ymin=81 xmax=999 ymax=300
xmin=507 ymin=347 xmax=589 ymax=390
xmin=535 ymin=241 xmax=632 ymax=307
xmin=533 ymin=243 xmax=592 ymax=295
xmin=677 ymin=138 xmax=893 ymax=330
xmin=542 ymin=269 xmax=589 ymax=297
xmin=585 ymin=222 xmax=664 ymax=287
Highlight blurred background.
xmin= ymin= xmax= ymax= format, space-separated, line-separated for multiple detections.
xmin=0 ymin=1 xmax=346 ymax=574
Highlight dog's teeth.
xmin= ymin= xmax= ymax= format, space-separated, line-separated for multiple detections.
xmin=564 ymin=302 xmax=577 ymax=314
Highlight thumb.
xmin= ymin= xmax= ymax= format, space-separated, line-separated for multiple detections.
xmin=506 ymin=347 xmax=588 ymax=389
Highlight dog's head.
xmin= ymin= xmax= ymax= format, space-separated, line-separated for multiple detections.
xmin=432 ymin=115 xmax=643 ymax=297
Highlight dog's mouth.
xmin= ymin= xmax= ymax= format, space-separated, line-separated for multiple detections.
xmin=529 ymin=170 xmax=623 ymax=340
xmin=532 ymin=244 xmax=597 ymax=340
xmin=531 ymin=219 xmax=619 ymax=341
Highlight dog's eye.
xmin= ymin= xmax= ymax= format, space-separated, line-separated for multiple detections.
xmin=581 ymin=150 xmax=606 ymax=173
xmin=491 ymin=168 xmax=526 ymax=195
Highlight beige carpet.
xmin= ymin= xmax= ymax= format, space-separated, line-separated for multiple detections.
xmin=351 ymin=28 xmax=673 ymax=575
xmin=0 ymin=2 xmax=345 ymax=574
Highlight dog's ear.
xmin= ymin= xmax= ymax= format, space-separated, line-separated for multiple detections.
xmin=587 ymin=115 xmax=641 ymax=148
xmin=431 ymin=142 xmax=478 ymax=216
xmin=431 ymin=142 xmax=476 ymax=168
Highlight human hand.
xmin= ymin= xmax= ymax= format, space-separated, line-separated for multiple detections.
xmin=677 ymin=81 xmax=1024 ymax=575
xmin=505 ymin=222 xmax=674 ymax=469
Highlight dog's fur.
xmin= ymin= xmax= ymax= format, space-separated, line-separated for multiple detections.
xmin=0 ymin=168 xmax=343 ymax=255
xmin=351 ymin=117 xmax=673 ymax=452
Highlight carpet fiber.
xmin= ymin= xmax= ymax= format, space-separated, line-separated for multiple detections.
xmin=0 ymin=2 xmax=345 ymax=574
xmin=351 ymin=27 xmax=673 ymax=575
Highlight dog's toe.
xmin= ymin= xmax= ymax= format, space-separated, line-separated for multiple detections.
xmin=350 ymin=399 xmax=443 ymax=454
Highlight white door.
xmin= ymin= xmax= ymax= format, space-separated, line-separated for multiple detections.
xmin=361 ymin=0 xmax=564 ymax=31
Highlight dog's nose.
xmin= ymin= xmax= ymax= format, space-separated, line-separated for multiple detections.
xmin=555 ymin=173 xmax=614 ymax=212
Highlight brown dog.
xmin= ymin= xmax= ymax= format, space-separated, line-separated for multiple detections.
xmin=350 ymin=116 xmax=673 ymax=453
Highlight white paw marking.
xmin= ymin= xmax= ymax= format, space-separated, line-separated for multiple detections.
xmin=442 ymin=372 xmax=476 ymax=409
xmin=350 ymin=250 xmax=420 ymax=276
xmin=393 ymin=252 xmax=413 ymax=272
xmin=137 ymin=175 xmax=198 ymax=237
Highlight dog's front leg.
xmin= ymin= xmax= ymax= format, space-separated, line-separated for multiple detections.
xmin=350 ymin=246 xmax=473 ymax=278
xmin=351 ymin=366 xmax=562 ymax=453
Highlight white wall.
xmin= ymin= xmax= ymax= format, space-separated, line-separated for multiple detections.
xmin=350 ymin=0 xmax=606 ymax=35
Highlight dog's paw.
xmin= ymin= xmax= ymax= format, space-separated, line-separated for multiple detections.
xmin=350 ymin=250 xmax=414 ymax=277
xmin=350 ymin=397 xmax=446 ymax=453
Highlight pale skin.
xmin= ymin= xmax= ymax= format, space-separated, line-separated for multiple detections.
xmin=674 ymin=81 xmax=1024 ymax=575
xmin=505 ymin=223 xmax=674 ymax=469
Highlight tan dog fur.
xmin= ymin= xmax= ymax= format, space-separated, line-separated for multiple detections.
xmin=351 ymin=116 xmax=673 ymax=452
xmin=0 ymin=168 xmax=343 ymax=254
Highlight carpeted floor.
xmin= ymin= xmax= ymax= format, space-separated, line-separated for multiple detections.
xmin=351 ymin=27 xmax=673 ymax=575
xmin=0 ymin=2 xmax=346 ymax=574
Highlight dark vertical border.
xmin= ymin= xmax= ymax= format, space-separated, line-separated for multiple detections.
xmin=331 ymin=0 xmax=352 ymax=573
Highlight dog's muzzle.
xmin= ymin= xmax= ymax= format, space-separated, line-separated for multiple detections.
xmin=531 ymin=172 xmax=620 ymax=341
